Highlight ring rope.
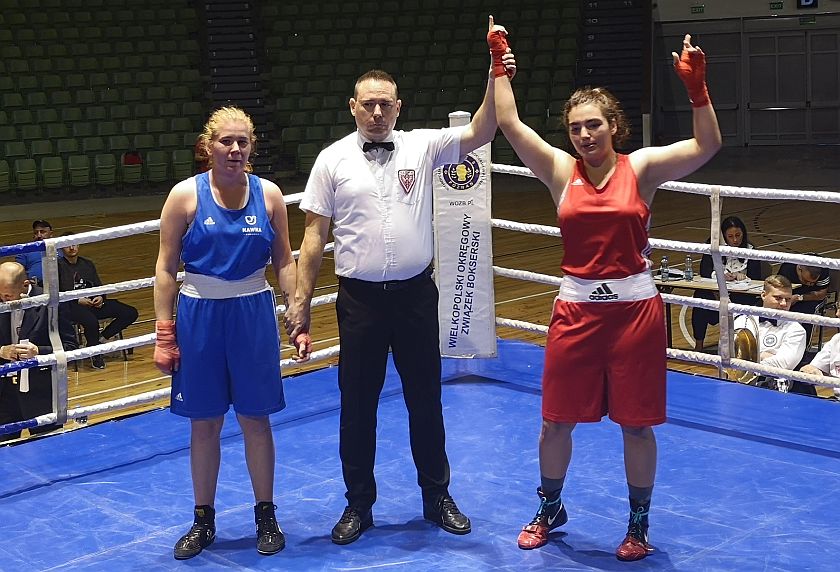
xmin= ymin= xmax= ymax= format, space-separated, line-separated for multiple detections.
xmin=490 ymin=219 xmax=840 ymax=270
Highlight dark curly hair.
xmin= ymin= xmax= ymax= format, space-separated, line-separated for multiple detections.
xmin=563 ymin=87 xmax=631 ymax=148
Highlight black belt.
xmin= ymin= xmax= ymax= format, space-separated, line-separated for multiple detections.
xmin=340 ymin=265 xmax=434 ymax=291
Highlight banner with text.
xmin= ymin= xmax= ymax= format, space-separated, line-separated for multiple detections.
xmin=433 ymin=113 xmax=496 ymax=358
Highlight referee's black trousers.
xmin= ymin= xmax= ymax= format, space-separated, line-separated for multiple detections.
xmin=336 ymin=270 xmax=451 ymax=512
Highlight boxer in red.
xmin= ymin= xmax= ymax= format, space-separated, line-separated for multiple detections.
xmin=489 ymin=27 xmax=721 ymax=560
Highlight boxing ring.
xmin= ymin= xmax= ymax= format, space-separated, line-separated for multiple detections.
xmin=1 ymin=162 xmax=840 ymax=570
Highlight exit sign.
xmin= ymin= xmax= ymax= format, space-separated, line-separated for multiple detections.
xmin=770 ymin=1 xmax=784 ymax=9
xmin=691 ymin=4 xmax=705 ymax=14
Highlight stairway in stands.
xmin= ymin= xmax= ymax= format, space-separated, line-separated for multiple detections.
xmin=578 ymin=0 xmax=650 ymax=150
xmin=203 ymin=0 xmax=275 ymax=175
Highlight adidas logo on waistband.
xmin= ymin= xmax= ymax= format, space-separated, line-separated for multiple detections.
xmin=589 ymin=283 xmax=619 ymax=301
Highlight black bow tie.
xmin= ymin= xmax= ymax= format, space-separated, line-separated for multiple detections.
xmin=760 ymin=318 xmax=778 ymax=327
xmin=363 ymin=141 xmax=394 ymax=152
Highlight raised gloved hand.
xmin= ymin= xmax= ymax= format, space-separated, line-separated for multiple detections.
xmin=487 ymin=15 xmax=513 ymax=79
xmin=672 ymin=34 xmax=709 ymax=108
xmin=154 ymin=320 xmax=180 ymax=374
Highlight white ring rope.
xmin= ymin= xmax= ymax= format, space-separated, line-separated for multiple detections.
xmin=492 ymin=266 xmax=840 ymax=328
xmin=491 ymin=163 xmax=539 ymax=178
xmin=660 ymin=180 xmax=840 ymax=203
xmin=491 ymin=219 xmax=840 ymax=271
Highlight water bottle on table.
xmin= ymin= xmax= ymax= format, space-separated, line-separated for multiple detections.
xmin=660 ymin=256 xmax=670 ymax=282
xmin=684 ymin=255 xmax=693 ymax=281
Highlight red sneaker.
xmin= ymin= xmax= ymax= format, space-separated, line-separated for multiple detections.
xmin=616 ymin=501 xmax=653 ymax=561
xmin=615 ymin=533 xmax=654 ymax=561
xmin=516 ymin=488 xmax=567 ymax=550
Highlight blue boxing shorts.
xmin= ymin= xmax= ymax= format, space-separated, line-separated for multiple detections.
xmin=170 ymin=288 xmax=285 ymax=418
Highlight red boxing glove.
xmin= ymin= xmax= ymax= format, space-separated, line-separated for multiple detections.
xmin=487 ymin=29 xmax=511 ymax=78
xmin=154 ymin=320 xmax=180 ymax=374
xmin=674 ymin=48 xmax=709 ymax=108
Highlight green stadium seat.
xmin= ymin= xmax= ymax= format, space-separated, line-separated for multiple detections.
xmin=94 ymin=153 xmax=117 ymax=186
xmin=145 ymin=150 xmax=169 ymax=183
xmin=134 ymin=103 xmax=156 ymax=119
xmin=67 ymin=155 xmax=91 ymax=187
xmin=98 ymin=88 xmax=122 ymax=105
xmin=4 ymin=141 xmax=27 ymax=161
xmin=85 ymin=105 xmax=107 ymax=121
xmin=146 ymin=118 xmax=167 ymax=134
xmin=46 ymin=123 xmax=68 ymax=139
xmin=107 ymin=135 xmax=131 ymax=156
xmin=39 ymin=156 xmax=65 ymax=190
xmin=157 ymin=102 xmax=179 ymax=118
xmin=11 ymin=109 xmax=33 ymax=125
xmin=82 ymin=136 xmax=106 ymax=156
xmin=30 ymin=140 xmax=53 ymax=161
xmin=145 ymin=87 xmax=168 ymax=102
xmin=72 ymin=123 xmax=95 ymax=138
xmin=109 ymin=105 xmax=132 ymax=122
xmin=120 ymin=154 xmax=143 ymax=185
xmin=97 ymin=121 xmax=119 ymax=138
xmin=171 ymin=149 xmax=193 ymax=181
xmin=296 ymin=143 xmax=320 ymax=174
xmin=158 ymin=133 xmax=181 ymax=152
xmin=13 ymin=159 xmax=38 ymax=191
xmin=0 ymin=160 xmax=9 ymax=193
xmin=2 ymin=93 xmax=24 ymax=109
xmin=134 ymin=134 xmax=156 ymax=152
xmin=35 ymin=108 xmax=59 ymax=124
xmin=170 ymin=117 xmax=193 ymax=133
xmin=56 ymin=138 xmax=80 ymax=158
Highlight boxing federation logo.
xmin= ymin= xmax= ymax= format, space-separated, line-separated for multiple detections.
xmin=398 ymin=169 xmax=416 ymax=194
xmin=441 ymin=155 xmax=481 ymax=191
xmin=764 ymin=334 xmax=778 ymax=347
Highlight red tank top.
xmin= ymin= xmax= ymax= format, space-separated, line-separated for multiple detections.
xmin=558 ymin=154 xmax=651 ymax=280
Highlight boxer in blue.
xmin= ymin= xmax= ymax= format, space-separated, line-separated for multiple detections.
xmin=154 ymin=106 xmax=301 ymax=559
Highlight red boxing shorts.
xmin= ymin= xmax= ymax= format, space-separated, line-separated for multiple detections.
xmin=541 ymin=295 xmax=667 ymax=427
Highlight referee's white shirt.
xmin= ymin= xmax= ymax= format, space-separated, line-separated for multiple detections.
xmin=300 ymin=128 xmax=466 ymax=281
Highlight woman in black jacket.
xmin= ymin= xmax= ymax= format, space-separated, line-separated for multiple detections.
xmin=692 ymin=216 xmax=764 ymax=351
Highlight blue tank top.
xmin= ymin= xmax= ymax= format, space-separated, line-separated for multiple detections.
xmin=181 ymin=172 xmax=275 ymax=280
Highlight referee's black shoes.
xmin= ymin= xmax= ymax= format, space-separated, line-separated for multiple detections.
xmin=423 ymin=494 xmax=472 ymax=535
xmin=331 ymin=506 xmax=373 ymax=545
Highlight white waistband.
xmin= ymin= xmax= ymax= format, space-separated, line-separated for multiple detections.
xmin=558 ymin=272 xmax=658 ymax=303
xmin=180 ymin=269 xmax=270 ymax=299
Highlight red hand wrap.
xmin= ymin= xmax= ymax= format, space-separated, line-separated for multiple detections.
xmin=674 ymin=48 xmax=709 ymax=108
xmin=154 ymin=320 xmax=180 ymax=374
xmin=487 ymin=29 xmax=511 ymax=78
xmin=293 ymin=332 xmax=312 ymax=358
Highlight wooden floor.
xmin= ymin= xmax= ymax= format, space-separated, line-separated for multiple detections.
xmin=2 ymin=168 xmax=839 ymax=441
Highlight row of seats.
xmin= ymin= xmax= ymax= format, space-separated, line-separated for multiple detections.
xmin=0 ymin=102 xmax=204 ymax=126
xmin=4 ymin=130 xmax=198 ymax=158
xmin=2 ymin=89 xmax=201 ymax=113
xmin=1 ymin=56 xmax=198 ymax=79
xmin=0 ymin=150 xmax=195 ymax=193
xmin=0 ymin=41 xmax=200 ymax=66
xmin=2 ymin=0 xmax=181 ymax=10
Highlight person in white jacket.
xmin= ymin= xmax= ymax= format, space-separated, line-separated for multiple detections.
xmin=733 ymin=275 xmax=806 ymax=390
xmin=800 ymin=304 xmax=840 ymax=399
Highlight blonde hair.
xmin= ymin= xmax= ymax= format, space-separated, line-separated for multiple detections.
xmin=197 ymin=106 xmax=257 ymax=173
xmin=764 ymin=274 xmax=792 ymax=292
